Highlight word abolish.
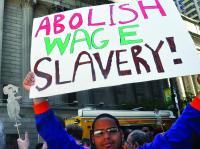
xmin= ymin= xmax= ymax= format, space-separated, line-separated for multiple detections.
xmin=34 ymin=0 xmax=166 ymax=37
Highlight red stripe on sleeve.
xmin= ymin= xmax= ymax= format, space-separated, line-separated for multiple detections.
xmin=33 ymin=101 xmax=49 ymax=115
xmin=190 ymin=97 xmax=200 ymax=111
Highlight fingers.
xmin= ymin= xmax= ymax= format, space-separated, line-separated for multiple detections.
xmin=24 ymin=132 xmax=29 ymax=141
xmin=23 ymin=72 xmax=35 ymax=90
xmin=17 ymin=132 xmax=30 ymax=149
xmin=17 ymin=138 xmax=23 ymax=142
xmin=42 ymin=142 xmax=48 ymax=149
xmin=17 ymin=132 xmax=29 ymax=141
xmin=26 ymin=72 xmax=35 ymax=84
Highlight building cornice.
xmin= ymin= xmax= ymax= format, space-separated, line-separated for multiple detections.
xmin=38 ymin=0 xmax=89 ymax=9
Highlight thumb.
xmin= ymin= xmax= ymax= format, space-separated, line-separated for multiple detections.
xmin=17 ymin=138 xmax=23 ymax=142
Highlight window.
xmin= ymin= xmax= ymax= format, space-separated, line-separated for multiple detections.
xmin=185 ymin=5 xmax=195 ymax=12
xmin=68 ymin=93 xmax=76 ymax=103
xmin=62 ymin=93 xmax=77 ymax=106
xmin=197 ymin=1 xmax=200 ymax=7
xmin=185 ymin=0 xmax=194 ymax=6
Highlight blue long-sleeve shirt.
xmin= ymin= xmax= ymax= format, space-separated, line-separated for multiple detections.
xmin=35 ymin=109 xmax=84 ymax=149
xmin=139 ymin=104 xmax=200 ymax=149
xmin=34 ymin=97 xmax=200 ymax=149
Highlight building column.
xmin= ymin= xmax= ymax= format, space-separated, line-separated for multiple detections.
xmin=103 ymin=87 xmax=116 ymax=105
xmin=192 ymin=75 xmax=199 ymax=94
xmin=124 ymin=84 xmax=136 ymax=104
xmin=156 ymin=80 xmax=166 ymax=100
xmin=176 ymin=77 xmax=186 ymax=100
xmin=144 ymin=82 xmax=152 ymax=100
xmin=183 ymin=76 xmax=196 ymax=96
xmin=0 ymin=0 xmax=5 ymax=98
xmin=21 ymin=0 xmax=34 ymax=101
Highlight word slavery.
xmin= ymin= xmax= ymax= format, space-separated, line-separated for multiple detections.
xmin=34 ymin=37 xmax=182 ymax=91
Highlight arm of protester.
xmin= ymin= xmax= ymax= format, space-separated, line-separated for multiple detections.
xmin=23 ymin=72 xmax=83 ymax=149
xmin=17 ymin=132 xmax=29 ymax=149
xmin=139 ymin=74 xmax=200 ymax=149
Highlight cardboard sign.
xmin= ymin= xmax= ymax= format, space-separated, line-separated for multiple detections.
xmin=30 ymin=0 xmax=200 ymax=98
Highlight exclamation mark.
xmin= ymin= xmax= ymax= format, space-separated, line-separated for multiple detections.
xmin=166 ymin=37 xmax=183 ymax=65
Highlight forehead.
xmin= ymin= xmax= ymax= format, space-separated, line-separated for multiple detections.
xmin=94 ymin=117 xmax=117 ymax=130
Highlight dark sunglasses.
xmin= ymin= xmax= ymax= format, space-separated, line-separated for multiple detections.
xmin=93 ymin=127 xmax=119 ymax=137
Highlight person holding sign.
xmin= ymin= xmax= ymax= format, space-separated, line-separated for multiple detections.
xmin=23 ymin=72 xmax=200 ymax=149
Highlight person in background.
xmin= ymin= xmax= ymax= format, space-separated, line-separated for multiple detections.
xmin=23 ymin=72 xmax=200 ymax=149
xmin=17 ymin=132 xmax=29 ymax=149
xmin=0 ymin=120 xmax=5 ymax=149
xmin=141 ymin=127 xmax=153 ymax=142
xmin=66 ymin=124 xmax=83 ymax=145
xmin=125 ymin=130 xmax=147 ymax=149
xmin=123 ymin=128 xmax=133 ymax=143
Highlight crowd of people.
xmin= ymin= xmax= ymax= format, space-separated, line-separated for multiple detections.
xmin=16 ymin=125 xmax=154 ymax=149
xmin=16 ymin=123 xmax=154 ymax=149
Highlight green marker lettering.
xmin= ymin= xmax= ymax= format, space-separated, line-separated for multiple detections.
xmin=91 ymin=28 xmax=109 ymax=49
xmin=70 ymin=29 xmax=91 ymax=54
xmin=118 ymin=24 xmax=143 ymax=45
xmin=44 ymin=33 xmax=71 ymax=55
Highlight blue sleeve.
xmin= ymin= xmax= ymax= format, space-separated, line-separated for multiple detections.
xmin=35 ymin=109 xmax=84 ymax=149
xmin=139 ymin=105 xmax=200 ymax=149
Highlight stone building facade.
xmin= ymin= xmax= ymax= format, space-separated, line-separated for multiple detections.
xmin=0 ymin=0 xmax=199 ymax=148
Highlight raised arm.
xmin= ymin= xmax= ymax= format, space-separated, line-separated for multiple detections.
xmin=139 ymin=75 xmax=200 ymax=149
xmin=23 ymin=72 xmax=83 ymax=149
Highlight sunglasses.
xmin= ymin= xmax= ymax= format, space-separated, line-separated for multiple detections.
xmin=93 ymin=127 xmax=119 ymax=137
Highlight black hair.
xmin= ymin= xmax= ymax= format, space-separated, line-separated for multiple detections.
xmin=90 ymin=113 xmax=121 ymax=149
xmin=35 ymin=143 xmax=43 ymax=149
xmin=91 ymin=113 xmax=120 ymax=132
xmin=123 ymin=128 xmax=133 ymax=141
xmin=66 ymin=124 xmax=83 ymax=140
xmin=129 ymin=130 xmax=147 ymax=146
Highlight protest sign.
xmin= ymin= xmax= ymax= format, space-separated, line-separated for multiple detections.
xmin=30 ymin=0 xmax=200 ymax=98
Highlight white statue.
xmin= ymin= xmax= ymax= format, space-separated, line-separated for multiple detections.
xmin=3 ymin=84 xmax=22 ymax=122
